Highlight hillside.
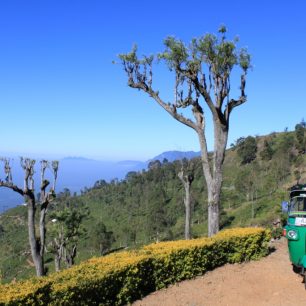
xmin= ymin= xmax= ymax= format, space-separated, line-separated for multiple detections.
xmin=0 ymin=129 xmax=305 ymax=283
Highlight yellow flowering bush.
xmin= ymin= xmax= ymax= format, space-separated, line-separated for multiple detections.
xmin=0 ymin=227 xmax=270 ymax=305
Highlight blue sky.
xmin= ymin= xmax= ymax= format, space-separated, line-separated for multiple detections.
xmin=0 ymin=0 xmax=305 ymax=161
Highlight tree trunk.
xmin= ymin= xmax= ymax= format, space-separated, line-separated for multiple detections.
xmin=65 ymin=245 xmax=77 ymax=268
xmin=197 ymin=121 xmax=228 ymax=237
xmin=208 ymin=200 xmax=219 ymax=236
xmin=54 ymin=243 xmax=63 ymax=272
xmin=99 ymin=243 xmax=104 ymax=256
xmin=55 ymin=254 xmax=61 ymax=272
xmin=184 ymin=184 xmax=191 ymax=240
xmin=39 ymin=205 xmax=47 ymax=271
xmin=251 ymin=191 xmax=255 ymax=219
xmin=27 ymin=197 xmax=44 ymax=276
xmin=178 ymin=170 xmax=193 ymax=240
xmin=207 ymin=177 xmax=222 ymax=236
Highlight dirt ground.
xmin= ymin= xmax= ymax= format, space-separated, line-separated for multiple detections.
xmin=133 ymin=238 xmax=306 ymax=306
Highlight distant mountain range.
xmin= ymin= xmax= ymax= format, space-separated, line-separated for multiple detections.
xmin=150 ymin=150 xmax=200 ymax=162
xmin=0 ymin=150 xmax=200 ymax=210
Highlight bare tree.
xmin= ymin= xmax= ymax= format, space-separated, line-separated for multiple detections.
xmin=0 ymin=157 xmax=59 ymax=276
xmin=178 ymin=162 xmax=194 ymax=239
xmin=118 ymin=26 xmax=251 ymax=236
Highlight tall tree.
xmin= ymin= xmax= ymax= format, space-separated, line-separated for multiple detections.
xmin=0 ymin=158 xmax=58 ymax=276
xmin=118 ymin=27 xmax=251 ymax=236
xmin=178 ymin=163 xmax=194 ymax=239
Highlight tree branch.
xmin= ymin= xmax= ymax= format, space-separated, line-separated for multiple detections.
xmin=224 ymin=73 xmax=246 ymax=121
xmin=52 ymin=161 xmax=59 ymax=191
xmin=129 ymin=80 xmax=198 ymax=131
xmin=176 ymin=66 xmax=218 ymax=119
xmin=1 ymin=158 xmax=13 ymax=183
xmin=0 ymin=180 xmax=24 ymax=196
xmin=20 ymin=158 xmax=35 ymax=191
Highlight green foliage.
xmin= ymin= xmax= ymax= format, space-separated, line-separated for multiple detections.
xmin=295 ymin=120 xmax=306 ymax=154
xmin=294 ymin=170 xmax=301 ymax=183
xmin=230 ymin=136 xmax=244 ymax=149
xmin=234 ymin=162 xmax=261 ymax=204
xmin=48 ymin=199 xmax=89 ymax=269
xmin=260 ymin=140 xmax=274 ymax=161
xmin=147 ymin=160 xmax=161 ymax=170
xmin=159 ymin=36 xmax=188 ymax=69
xmin=270 ymin=227 xmax=283 ymax=239
xmin=49 ymin=202 xmax=89 ymax=243
xmin=118 ymin=44 xmax=138 ymax=63
xmin=276 ymin=132 xmax=295 ymax=157
xmin=91 ymin=221 xmax=115 ymax=255
xmin=237 ymin=136 xmax=257 ymax=164
xmin=0 ymin=224 xmax=4 ymax=238
xmin=239 ymin=48 xmax=252 ymax=72
xmin=0 ymin=228 xmax=270 ymax=305
xmin=0 ymin=207 xmax=30 ymax=283
xmin=156 ymin=27 xmax=251 ymax=78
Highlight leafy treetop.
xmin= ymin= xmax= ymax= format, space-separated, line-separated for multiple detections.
xmin=118 ymin=26 xmax=251 ymax=129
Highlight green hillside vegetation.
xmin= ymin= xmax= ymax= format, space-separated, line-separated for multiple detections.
xmin=0 ymin=128 xmax=305 ymax=283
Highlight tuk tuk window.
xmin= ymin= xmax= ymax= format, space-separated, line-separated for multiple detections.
xmin=289 ymin=196 xmax=306 ymax=213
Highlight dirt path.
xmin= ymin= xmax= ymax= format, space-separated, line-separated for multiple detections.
xmin=133 ymin=238 xmax=306 ymax=306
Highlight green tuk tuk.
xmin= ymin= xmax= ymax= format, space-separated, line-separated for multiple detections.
xmin=283 ymin=184 xmax=306 ymax=287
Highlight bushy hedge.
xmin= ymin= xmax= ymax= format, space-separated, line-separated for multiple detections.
xmin=0 ymin=227 xmax=270 ymax=305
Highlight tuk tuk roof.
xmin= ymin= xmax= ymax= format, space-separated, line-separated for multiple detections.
xmin=289 ymin=184 xmax=306 ymax=198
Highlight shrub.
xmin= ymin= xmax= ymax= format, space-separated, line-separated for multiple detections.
xmin=270 ymin=227 xmax=283 ymax=239
xmin=0 ymin=227 xmax=270 ymax=306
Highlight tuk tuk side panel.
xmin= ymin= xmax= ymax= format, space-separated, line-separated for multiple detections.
xmin=286 ymin=223 xmax=306 ymax=267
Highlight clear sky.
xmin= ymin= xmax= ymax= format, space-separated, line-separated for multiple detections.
xmin=0 ymin=0 xmax=305 ymax=161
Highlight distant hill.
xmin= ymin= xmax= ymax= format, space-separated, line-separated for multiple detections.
xmin=149 ymin=150 xmax=200 ymax=162
xmin=0 ymin=151 xmax=197 ymax=210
